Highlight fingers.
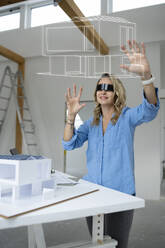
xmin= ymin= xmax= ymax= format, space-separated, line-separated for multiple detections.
xmin=120 ymin=64 xmax=130 ymax=72
xmin=121 ymin=45 xmax=130 ymax=58
xmin=66 ymin=84 xmax=77 ymax=99
xmin=65 ymin=85 xmax=83 ymax=100
xmin=79 ymin=103 xmax=86 ymax=111
xmin=141 ymin=42 xmax=146 ymax=55
xmin=73 ymin=84 xmax=83 ymax=99
xmin=78 ymin=87 xmax=83 ymax=99
xmin=128 ymin=40 xmax=135 ymax=53
xmin=133 ymin=40 xmax=140 ymax=53
xmin=67 ymin=87 xmax=71 ymax=98
xmin=65 ymin=93 xmax=69 ymax=102
xmin=121 ymin=40 xmax=145 ymax=56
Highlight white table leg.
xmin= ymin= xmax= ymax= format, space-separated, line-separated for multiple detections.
xmin=28 ymin=224 xmax=46 ymax=248
xmin=28 ymin=217 xmax=118 ymax=248
xmin=28 ymin=225 xmax=36 ymax=248
xmin=92 ymin=214 xmax=104 ymax=244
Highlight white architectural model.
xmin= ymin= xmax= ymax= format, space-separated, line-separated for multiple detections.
xmin=0 ymin=156 xmax=56 ymax=201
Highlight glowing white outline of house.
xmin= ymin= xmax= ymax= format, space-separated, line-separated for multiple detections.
xmin=37 ymin=15 xmax=142 ymax=79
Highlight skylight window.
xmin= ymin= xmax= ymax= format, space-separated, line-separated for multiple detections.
xmin=0 ymin=12 xmax=20 ymax=32
xmin=113 ymin=0 xmax=165 ymax=12
xmin=31 ymin=4 xmax=70 ymax=27
xmin=74 ymin=0 xmax=100 ymax=16
xmin=31 ymin=0 xmax=101 ymax=28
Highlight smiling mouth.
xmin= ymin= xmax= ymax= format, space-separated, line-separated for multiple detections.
xmin=100 ymin=96 xmax=108 ymax=100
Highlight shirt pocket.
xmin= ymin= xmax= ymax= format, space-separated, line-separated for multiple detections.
xmin=105 ymin=123 xmax=124 ymax=149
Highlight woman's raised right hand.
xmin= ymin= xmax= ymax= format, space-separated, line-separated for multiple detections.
xmin=65 ymin=84 xmax=86 ymax=118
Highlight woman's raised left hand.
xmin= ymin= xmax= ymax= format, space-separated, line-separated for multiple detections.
xmin=120 ymin=40 xmax=152 ymax=80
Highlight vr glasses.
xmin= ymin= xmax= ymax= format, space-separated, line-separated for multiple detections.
xmin=96 ymin=84 xmax=114 ymax=92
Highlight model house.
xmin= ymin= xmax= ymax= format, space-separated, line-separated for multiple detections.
xmin=0 ymin=155 xmax=55 ymax=200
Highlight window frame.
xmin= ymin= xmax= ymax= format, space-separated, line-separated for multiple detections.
xmin=112 ymin=0 xmax=165 ymax=13
xmin=30 ymin=2 xmax=70 ymax=28
xmin=0 ymin=7 xmax=21 ymax=32
xmin=30 ymin=0 xmax=102 ymax=28
xmin=0 ymin=0 xmax=103 ymax=31
xmin=0 ymin=0 xmax=164 ymax=30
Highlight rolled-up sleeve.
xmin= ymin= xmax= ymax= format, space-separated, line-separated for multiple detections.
xmin=128 ymin=88 xmax=160 ymax=127
xmin=62 ymin=120 xmax=89 ymax=150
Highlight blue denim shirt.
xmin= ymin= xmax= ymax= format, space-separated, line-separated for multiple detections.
xmin=62 ymin=89 xmax=160 ymax=195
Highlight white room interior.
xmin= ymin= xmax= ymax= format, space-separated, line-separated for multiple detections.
xmin=0 ymin=1 xmax=165 ymax=247
xmin=0 ymin=1 xmax=164 ymax=200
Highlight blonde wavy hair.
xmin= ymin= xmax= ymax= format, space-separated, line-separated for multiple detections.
xmin=92 ymin=73 xmax=126 ymax=126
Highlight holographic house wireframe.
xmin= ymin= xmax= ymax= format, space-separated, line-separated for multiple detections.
xmin=39 ymin=16 xmax=136 ymax=78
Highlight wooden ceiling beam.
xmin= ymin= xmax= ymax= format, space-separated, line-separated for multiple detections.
xmin=0 ymin=0 xmax=25 ymax=7
xmin=58 ymin=0 xmax=109 ymax=55
xmin=0 ymin=45 xmax=24 ymax=64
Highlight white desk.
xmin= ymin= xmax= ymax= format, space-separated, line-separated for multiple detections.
xmin=0 ymin=180 xmax=145 ymax=248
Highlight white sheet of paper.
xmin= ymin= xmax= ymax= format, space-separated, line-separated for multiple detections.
xmin=54 ymin=171 xmax=78 ymax=185
xmin=0 ymin=183 xmax=99 ymax=218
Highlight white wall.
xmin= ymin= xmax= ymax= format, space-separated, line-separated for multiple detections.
xmin=0 ymin=4 xmax=164 ymax=199
xmin=160 ymin=41 xmax=165 ymax=89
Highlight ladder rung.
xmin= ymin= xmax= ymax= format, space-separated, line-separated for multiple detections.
xmin=13 ymin=83 xmax=23 ymax=88
xmin=3 ymin=85 xmax=11 ymax=89
xmin=25 ymin=131 xmax=34 ymax=134
xmin=0 ymin=108 xmax=6 ymax=111
xmin=19 ymin=107 xmax=29 ymax=111
xmin=0 ymin=96 xmax=10 ymax=100
xmin=18 ymin=96 xmax=26 ymax=99
xmin=28 ymin=144 xmax=37 ymax=146
xmin=23 ymin=119 xmax=32 ymax=122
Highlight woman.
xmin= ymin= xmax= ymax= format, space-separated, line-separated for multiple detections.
xmin=62 ymin=41 xmax=159 ymax=248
